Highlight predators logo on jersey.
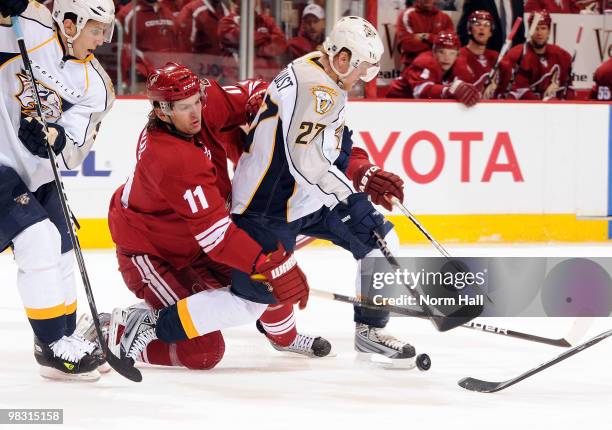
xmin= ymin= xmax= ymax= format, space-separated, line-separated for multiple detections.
xmin=311 ymin=85 xmax=337 ymax=115
xmin=15 ymin=71 xmax=62 ymax=121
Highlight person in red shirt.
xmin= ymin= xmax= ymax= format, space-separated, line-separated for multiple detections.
xmin=175 ymin=0 xmax=229 ymax=55
xmin=218 ymin=9 xmax=287 ymax=81
xmin=287 ymin=3 xmax=326 ymax=60
xmin=454 ymin=10 xmax=500 ymax=98
xmin=117 ymin=0 xmax=184 ymax=81
xmin=106 ymin=63 xmax=328 ymax=370
xmin=525 ymin=0 xmax=603 ymax=13
xmin=590 ymin=57 xmax=612 ymax=101
xmin=504 ymin=10 xmax=573 ymax=100
xmin=395 ymin=0 xmax=455 ymax=70
xmin=387 ymin=31 xmax=481 ymax=106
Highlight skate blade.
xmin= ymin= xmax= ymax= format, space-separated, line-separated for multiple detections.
xmin=270 ymin=345 xmax=337 ymax=358
xmin=39 ymin=366 xmax=101 ymax=382
xmin=355 ymin=351 xmax=416 ymax=370
xmin=108 ymin=308 xmax=127 ymax=358
xmin=98 ymin=362 xmax=112 ymax=374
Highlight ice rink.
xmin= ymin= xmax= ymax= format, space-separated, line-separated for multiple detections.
xmin=1 ymin=244 xmax=611 ymax=430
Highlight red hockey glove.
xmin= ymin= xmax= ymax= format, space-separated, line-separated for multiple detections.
xmin=353 ymin=164 xmax=404 ymax=211
xmin=448 ymin=80 xmax=481 ymax=107
xmin=246 ymin=82 xmax=269 ymax=124
xmin=253 ymin=243 xmax=309 ymax=309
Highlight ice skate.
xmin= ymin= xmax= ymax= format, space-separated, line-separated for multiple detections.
xmin=35 ymin=335 xmax=102 ymax=382
xmin=256 ymin=320 xmax=332 ymax=358
xmin=354 ymin=323 xmax=422 ymax=369
xmin=75 ymin=312 xmax=112 ymax=373
xmin=108 ymin=304 xmax=159 ymax=361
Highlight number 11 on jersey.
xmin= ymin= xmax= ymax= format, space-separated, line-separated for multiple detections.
xmin=183 ymin=185 xmax=208 ymax=213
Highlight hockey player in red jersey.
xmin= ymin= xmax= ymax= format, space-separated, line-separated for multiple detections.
xmin=395 ymin=0 xmax=455 ymax=70
xmin=590 ymin=58 xmax=612 ymax=101
xmin=105 ymin=63 xmax=331 ymax=369
xmin=454 ymin=11 xmax=500 ymax=99
xmin=174 ymin=0 xmax=230 ymax=55
xmin=504 ymin=11 xmax=573 ymax=100
xmin=387 ymin=31 xmax=481 ymax=107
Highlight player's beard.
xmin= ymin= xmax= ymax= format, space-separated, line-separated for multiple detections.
xmin=469 ymin=34 xmax=487 ymax=47
xmin=532 ymin=41 xmax=547 ymax=50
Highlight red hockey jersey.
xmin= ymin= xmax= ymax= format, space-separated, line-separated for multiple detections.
xmin=590 ymin=58 xmax=612 ymax=101
xmin=386 ymin=51 xmax=458 ymax=99
xmin=395 ymin=6 xmax=454 ymax=68
xmin=175 ymin=0 xmax=230 ymax=55
xmin=506 ymin=44 xmax=573 ymax=100
xmin=108 ymin=80 xmax=265 ymax=272
xmin=454 ymin=46 xmax=498 ymax=87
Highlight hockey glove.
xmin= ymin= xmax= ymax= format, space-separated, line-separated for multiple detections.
xmin=18 ymin=117 xmax=66 ymax=159
xmin=448 ymin=80 xmax=481 ymax=107
xmin=253 ymin=243 xmax=309 ymax=309
xmin=352 ymin=164 xmax=404 ymax=211
xmin=333 ymin=126 xmax=353 ymax=173
xmin=246 ymin=81 xmax=269 ymax=124
xmin=327 ymin=193 xmax=388 ymax=259
xmin=0 ymin=0 xmax=28 ymax=17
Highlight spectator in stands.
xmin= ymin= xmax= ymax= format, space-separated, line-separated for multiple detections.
xmin=175 ymin=0 xmax=230 ymax=55
xmin=590 ymin=57 xmax=612 ymax=100
xmin=502 ymin=10 xmax=573 ymax=100
xmin=117 ymin=0 xmax=184 ymax=81
xmin=287 ymin=3 xmax=325 ymax=60
xmin=218 ymin=6 xmax=287 ymax=80
xmin=387 ymin=31 xmax=481 ymax=107
xmin=395 ymin=0 xmax=454 ymax=70
xmin=454 ymin=10 xmax=500 ymax=98
xmin=457 ymin=0 xmax=525 ymax=52
xmin=525 ymin=0 xmax=604 ymax=13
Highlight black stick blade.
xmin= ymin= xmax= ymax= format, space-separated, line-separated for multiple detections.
xmin=106 ymin=354 xmax=142 ymax=383
xmin=458 ymin=377 xmax=505 ymax=393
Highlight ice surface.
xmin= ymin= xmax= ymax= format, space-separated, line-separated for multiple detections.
xmin=0 ymin=244 xmax=610 ymax=430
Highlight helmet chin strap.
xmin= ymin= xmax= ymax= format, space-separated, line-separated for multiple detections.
xmin=66 ymin=37 xmax=76 ymax=57
xmin=327 ymin=52 xmax=354 ymax=84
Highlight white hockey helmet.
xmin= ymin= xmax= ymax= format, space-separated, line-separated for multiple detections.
xmin=52 ymin=0 xmax=115 ymax=54
xmin=322 ymin=16 xmax=384 ymax=82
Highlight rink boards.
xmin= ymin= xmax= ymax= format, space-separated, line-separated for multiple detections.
xmin=62 ymin=98 xmax=612 ymax=248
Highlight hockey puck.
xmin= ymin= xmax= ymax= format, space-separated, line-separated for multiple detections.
xmin=416 ymin=354 xmax=431 ymax=371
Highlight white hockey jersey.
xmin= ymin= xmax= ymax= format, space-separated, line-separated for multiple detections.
xmin=231 ymin=52 xmax=355 ymax=222
xmin=0 ymin=2 xmax=114 ymax=191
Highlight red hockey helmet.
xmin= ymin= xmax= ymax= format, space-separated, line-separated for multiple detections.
xmin=468 ymin=10 xmax=494 ymax=30
xmin=147 ymin=62 xmax=201 ymax=103
xmin=527 ymin=10 xmax=552 ymax=28
xmin=433 ymin=31 xmax=460 ymax=51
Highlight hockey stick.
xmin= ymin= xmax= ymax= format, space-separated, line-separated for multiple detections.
xmin=388 ymin=196 xmax=494 ymax=305
xmin=482 ymin=17 xmax=522 ymax=91
xmin=388 ymin=196 xmax=451 ymax=258
xmin=371 ymin=230 xmax=481 ymax=332
xmin=458 ymin=327 xmax=612 ymax=393
xmin=311 ymin=288 xmax=589 ymax=347
xmin=11 ymin=17 xmax=141 ymax=383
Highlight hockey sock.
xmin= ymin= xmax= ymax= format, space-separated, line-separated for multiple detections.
xmin=139 ymin=331 xmax=225 ymax=370
xmin=64 ymin=305 xmax=77 ymax=336
xmin=155 ymin=302 xmax=190 ymax=343
xmin=258 ymin=304 xmax=297 ymax=347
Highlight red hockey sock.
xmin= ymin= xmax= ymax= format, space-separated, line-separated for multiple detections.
xmin=258 ymin=304 xmax=297 ymax=347
xmin=138 ymin=331 xmax=225 ymax=370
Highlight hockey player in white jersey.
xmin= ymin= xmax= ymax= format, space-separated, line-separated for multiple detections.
xmin=0 ymin=0 xmax=115 ymax=380
xmin=231 ymin=16 xmax=418 ymax=367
